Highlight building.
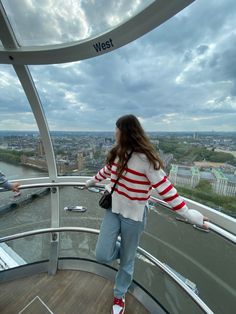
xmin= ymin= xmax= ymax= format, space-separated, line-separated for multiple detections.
xmin=169 ymin=165 xmax=200 ymax=188
xmin=21 ymin=155 xmax=48 ymax=171
xmin=212 ymin=169 xmax=236 ymax=197
xmin=169 ymin=164 xmax=236 ymax=197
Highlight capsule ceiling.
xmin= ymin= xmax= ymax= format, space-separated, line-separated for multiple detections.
xmin=1 ymin=0 xmax=155 ymax=47
xmin=0 ymin=0 xmax=195 ymax=64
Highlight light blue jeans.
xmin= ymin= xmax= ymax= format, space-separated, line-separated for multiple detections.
xmin=95 ymin=207 xmax=147 ymax=299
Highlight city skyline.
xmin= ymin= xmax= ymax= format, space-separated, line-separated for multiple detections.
xmin=1 ymin=129 xmax=235 ymax=202
xmin=0 ymin=0 xmax=236 ymax=132
xmin=0 ymin=130 xmax=236 ymax=135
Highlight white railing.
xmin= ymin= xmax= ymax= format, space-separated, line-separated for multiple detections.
xmin=1 ymin=180 xmax=235 ymax=242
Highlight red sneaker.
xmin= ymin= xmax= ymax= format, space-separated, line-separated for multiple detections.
xmin=111 ymin=297 xmax=125 ymax=314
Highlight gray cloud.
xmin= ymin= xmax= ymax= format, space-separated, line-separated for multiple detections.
xmin=2 ymin=0 xmax=153 ymax=45
xmin=0 ymin=0 xmax=236 ymax=131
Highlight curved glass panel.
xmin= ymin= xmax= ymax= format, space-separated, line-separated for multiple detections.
xmin=0 ymin=161 xmax=49 ymax=222
xmin=60 ymin=188 xmax=236 ymax=313
xmin=0 ymin=65 xmax=49 ymax=220
xmin=1 ymin=234 xmax=50 ymax=269
xmin=60 ymin=231 xmax=97 ymax=260
xmin=139 ymin=203 xmax=236 ymax=314
xmin=29 ymin=62 xmax=117 ymax=176
xmin=2 ymin=0 xmax=154 ymax=46
xmin=0 ymin=187 xmax=51 ymax=237
xmin=0 ymin=65 xmax=37 ymax=131
xmin=134 ymin=258 xmax=205 ymax=314
xmin=59 ymin=230 xmax=205 ymax=314
xmin=30 ymin=53 xmax=236 ymax=216
xmin=0 ymin=196 xmax=235 ymax=312
xmin=0 ymin=65 xmax=48 ymax=177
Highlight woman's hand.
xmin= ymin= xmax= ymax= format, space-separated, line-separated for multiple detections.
xmin=184 ymin=209 xmax=209 ymax=229
xmin=202 ymin=216 xmax=209 ymax=229
xmin=11 ymin=182 xmax=20 ymax=192
xmin=84 ymin=179 xmax=96 ymax=189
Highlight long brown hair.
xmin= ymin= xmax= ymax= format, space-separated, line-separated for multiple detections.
xmin=106 ymin=114 xmax=164 ymax=174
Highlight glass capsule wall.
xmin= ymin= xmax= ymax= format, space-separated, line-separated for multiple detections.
xmin=0 ymin=1 xmax=236 ymax=314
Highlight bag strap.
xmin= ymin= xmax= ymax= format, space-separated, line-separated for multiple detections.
xmin=110 ymin=151 xmax=133 ymax=195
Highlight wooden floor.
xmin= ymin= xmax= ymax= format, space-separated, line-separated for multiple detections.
xmin=0 ymin=270 xmax=150 ymax=314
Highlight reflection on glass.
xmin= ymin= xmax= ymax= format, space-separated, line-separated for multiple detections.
xmin=138 ymin=203 xmax=236 ymax=314
xmin=59 ymin=232 xmax=97 ymax=260
xmin=2 ymin=0 xmax=154 ymax=46
xmin=134 ymin=258 xmax=204 ymax=314
xmin=1 ymin=234 xmax=50 ymax=270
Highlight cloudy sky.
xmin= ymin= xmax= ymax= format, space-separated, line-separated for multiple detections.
xmin=0 ymin=0 xmax=236 ymax=132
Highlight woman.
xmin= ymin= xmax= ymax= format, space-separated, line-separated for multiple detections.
xmin=86 ymin=114 xmax=208 ymax=314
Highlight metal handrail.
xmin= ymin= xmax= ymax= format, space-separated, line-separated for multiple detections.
xmin=149 ymin=196 xmax=236 ymax=243
xmin=1 ymin=182 xmax=86 ymax=190
xmin=0 ymin=227 xmax=213 ymax=314
xmin=1 ymin=181 xmax=235 ymax=243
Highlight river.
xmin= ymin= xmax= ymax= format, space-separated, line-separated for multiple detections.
xmin=0 ymin=161 xmax=46 ymax=181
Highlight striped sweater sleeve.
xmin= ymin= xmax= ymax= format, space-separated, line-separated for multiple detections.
xmin=145 ymin=165 xmax=204 ymax=226
xmin=94 ymin=164 xmax=112 ymax=182
xmin=146 ymin=167 xmax=188 ymax=212
xmin=85 ymin=164 xmax=111 ymax=187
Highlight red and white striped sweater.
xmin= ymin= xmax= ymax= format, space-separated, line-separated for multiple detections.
xmin=86 ymin=152 xmax=204 ymax=224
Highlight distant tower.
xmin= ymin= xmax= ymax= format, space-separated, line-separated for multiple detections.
xmin=37 ymin=140 xmax=45 ymax=156
xmin=77 ymin=152 xmax=84 ymax=170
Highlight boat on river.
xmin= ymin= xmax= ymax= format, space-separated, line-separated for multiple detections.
xmin=64 ymin=205 xmax=87 ymax=212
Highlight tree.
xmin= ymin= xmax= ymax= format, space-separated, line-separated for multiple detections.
xmin=196 ymin=180 xmax=212 ymax=193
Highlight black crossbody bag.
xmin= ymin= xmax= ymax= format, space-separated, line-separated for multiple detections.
xmin=99 ymin=152 xmax=132 ymax=209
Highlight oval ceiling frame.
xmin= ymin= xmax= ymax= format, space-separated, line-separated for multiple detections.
xmin=0 ymin=0 xmax=195 ymax=65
